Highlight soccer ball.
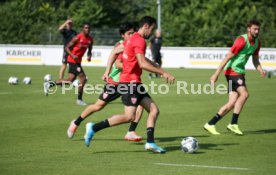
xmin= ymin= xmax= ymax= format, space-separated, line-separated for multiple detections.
xmin=181 ymin=137 xmax=199 ymax=153
xmin=8 ymin=77 xmax=19 ymax=85
xmin=72 ymin=79 xmax=80 ymax=87
xmin=44 ymin=74 xmax=52 ymax=82
xmin=23 ymin=77 xmax=32 ymax=85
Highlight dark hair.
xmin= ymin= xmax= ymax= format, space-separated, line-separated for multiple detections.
xmin=119 ymin=22 xmax=134 ymax=35
xmin=139 ymin=16 xmax=157 ymax=28
xmin=247 ymin=19 xmax=261 ymax=27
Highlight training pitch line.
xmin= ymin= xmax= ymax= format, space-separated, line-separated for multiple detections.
xmin=154 ymin=163 xmax=250 ymax=171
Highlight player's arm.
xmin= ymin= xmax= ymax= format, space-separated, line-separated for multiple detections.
xmin=252 ymin=55 xmax=266 ymax=77
xmin=65 ymin=36 xmax=78 ymax=60
xmin=87 ymin=40 xmax=93 ymax=62
xmin=210 ymin=51 xmax=235 ymax=83
xmin=58 ymin=19 xmax=72 ymax=32
xmin=136 ymin=53 xmax=175 ymax=84
xmin=145 ymin=57 xmax=159 ymax=68
xmin=114 ymin=59 xmax=122 ymax=69
xmin=102 ymin=44 xmax=124 ymax=81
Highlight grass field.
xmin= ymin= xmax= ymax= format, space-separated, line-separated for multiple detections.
xmin=0 ymin=65 xmax=275 ymax=175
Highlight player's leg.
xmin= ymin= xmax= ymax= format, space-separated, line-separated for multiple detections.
xmin=204 ymin=91 xmax=238 ymax=135
xmin=76 ymin=70 xmax=87 ymax=105
xmin=84 ymin=105 xmax=137 ymax=147
xmin=139 ymin=97 xmax=165 ymax=153
xmin=125 ymin=105 xmax=144 ymax=141
xmin=59 ymin=52 xmax=68 ymax=79
xmin=227 ymin=86 xmax=249 ymax=135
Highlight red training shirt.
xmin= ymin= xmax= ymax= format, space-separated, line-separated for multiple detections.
xmin=67 ymin=33 xmax=93 ymax=64
xmin=119 ymin=32 xmax=146 ymax=83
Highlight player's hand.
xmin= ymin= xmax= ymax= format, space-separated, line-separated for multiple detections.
xmin=162 ymin=72 xmax=175 ymax=84
xmin=72 ymin=55 xmax=78 ymax=60
xmin=260 ymin=70 xmax=266 ymax=77
xmin=87 ymin=56 xmax=91 ymax=62
xmin=102 ymin=72 xmax=109 ymax=82
xmin=210 ymin=74 xmax=218 ymax=84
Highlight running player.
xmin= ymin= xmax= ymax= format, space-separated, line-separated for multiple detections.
xmin=84 ymin=16 xmax=175 ymax=153
xmin=67 ymin=22 xmax=144 ymax=141
xmin=204 ymin=19 xmax=266 ymax=135
xmin=44 ymin=23 xmax=93 ymax=106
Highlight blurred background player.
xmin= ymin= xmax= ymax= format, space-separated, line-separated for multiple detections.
xmin=58 ymin=19 xmax=77 ymax=80
xmin=149 ymin=29 xmax=163 ymax=78
xmin=204 ymin=19 xmax=266 ymax=135
xmin=44 ymin=23 xmax=93 ymax=106
xmin=84 ymin=16 xmax=175 ymax=153
xmin=67 ymin=22 xmax=144 ymax=141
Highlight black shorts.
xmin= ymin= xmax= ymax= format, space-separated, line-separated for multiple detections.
xmin=152 ymin=53 xmax=162 ymax=65
xmin=68 ymin=63 xmax=84 ymax=76
xmin=98 ymin=84 xmax=121 ymax=103
xmin=62 ymin=51 xmax=68 ymax=64
xmin=225 ymin=75 xmax=246 ymax=92
xmin=119 ymin=83 xmax=151 ymax=107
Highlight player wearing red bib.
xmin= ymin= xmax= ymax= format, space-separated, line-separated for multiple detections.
xmin=44 ymin=23 xmax=93 ymax=106
xmin=84 ymin=16 xmax=175 ymax=153
xmin=204 ymin=20 xmax=266 ymax=135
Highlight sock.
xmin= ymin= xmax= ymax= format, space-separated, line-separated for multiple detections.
xmin=93 ymin=119 xmax=110 ymax=133
xmin=146 ymin=127 xmax=155 ymax=143
xmin=78 ymin=91 xmax=83 ymax=100
xmin=208 ymin=113 xmax=222 ymax=125
xmin=74 ymin=116 xmax=84 ymax=126
xmin=128 ymin=122 xmax=138 ymax=132
xmin=231 ymin=113 xmax=239 ymax=124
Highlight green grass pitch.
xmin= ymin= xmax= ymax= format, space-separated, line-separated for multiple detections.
xmin=0 ymin=65 xmax=275 ymax=175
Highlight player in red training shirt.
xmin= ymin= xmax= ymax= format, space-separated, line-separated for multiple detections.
xmin=44 ymin=23 xmax=93 ymax=106
xmin=84 ymin=16 xmax=175 ymax=153
xmin=204 ymin=19 xmax=266 ymax=135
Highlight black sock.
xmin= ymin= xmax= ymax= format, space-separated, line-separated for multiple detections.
xmin=128 ymin=122 xmax=138 ymax=132
xmin=93 ymin=119 xmax=110 ymax=133
xmin=146 ymin=127 xmax=155 ymax=143
xmin=231 ymin=113 xmax=239 ymax=124
xmin=78 ymin=91 xmax=83 ymax=100
xmin=208 ymin=113 xmax=222 ymax=125
xmin=74 ymin=116 xmax=84 ymax=126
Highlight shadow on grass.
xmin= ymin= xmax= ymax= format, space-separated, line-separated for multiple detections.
xmin=243 ymin=129 xmax=276 ymax=134
xmin=156 ymin=135 xmax=210 ymax=142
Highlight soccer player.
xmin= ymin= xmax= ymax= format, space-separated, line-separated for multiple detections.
xmin=58 ymin=19 xmax=77 ymax=80
xmin=149 ymin=29 xmax=163 ymax=78
xmin=44 ymin=23 xmax=93 ymax=106
xmin=204 ymin=19 xmax=266 ymax=135
xmin=84 ymin=16 xmax=175 ymax=153
xmin=67 ymin=22 xmax=144 ymax=141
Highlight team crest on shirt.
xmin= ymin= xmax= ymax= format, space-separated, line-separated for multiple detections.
xmin=131 ymin=97 xmax=137 ymax=104
xmin=77 ymin=67 xmax=81 ymax=72
xmin=237 ymin=78 xmax=243 ymax=85
xmin=103 ymin=92 xmax=108 ymax=99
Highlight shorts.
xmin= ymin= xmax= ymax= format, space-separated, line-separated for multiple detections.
xmin=99 ymin=84 xmax=121 ymax=103
xmin=225 ymin=75 xmax=246 ymax=92
xmin=62 ymin=51 xmax=68 ymax=64
xmin=152 ymin=53 xmax=162 ymax=65
xmin=119 ymin=83 xmax=151 ymax=107
xmin=68 ymin=63 xmax=84 ymax=76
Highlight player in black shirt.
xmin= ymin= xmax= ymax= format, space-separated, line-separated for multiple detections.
xmin=149 ymin=29 xmax=163 ymax=78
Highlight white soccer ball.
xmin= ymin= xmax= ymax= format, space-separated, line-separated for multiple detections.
xmin=181 ymin=137 xmax=199 ymax=153
xmin=44 ymin=74 xmax=52 ymax=82
xmin=23 ymin=77 xmax=32 ymax=85
xmin=8 ymin=77 xmax=19 ymax=85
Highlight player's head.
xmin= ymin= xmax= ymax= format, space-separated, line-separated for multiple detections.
xmin=119 ymin=22 xmax=135 ymax=41
xmin=138 ymin=16 xmax=157 ymax=39
xmin=155 ymin=29 xmax=161 ymax=38
xmin=247 ymin=19 xmax=260 ymax=38
xmin=82 ymin=23 xmax=91 ymax=35
xmin=67 ymin=19 xmax=73 ymax=29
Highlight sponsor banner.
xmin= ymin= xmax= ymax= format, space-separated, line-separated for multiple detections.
xmin=0 ymin=45 xmax=275 ymax=70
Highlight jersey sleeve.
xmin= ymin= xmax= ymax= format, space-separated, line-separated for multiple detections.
xmin=253 ymin=40 xmax=261 ymax=56
xmin=133 ymin=37 xmax=146 ymax=55
xmin=230 ymin=36 xmax=246 ymax=55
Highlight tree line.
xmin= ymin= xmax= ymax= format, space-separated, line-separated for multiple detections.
xmin=0 ymin=0 xmax=275 ymax=47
